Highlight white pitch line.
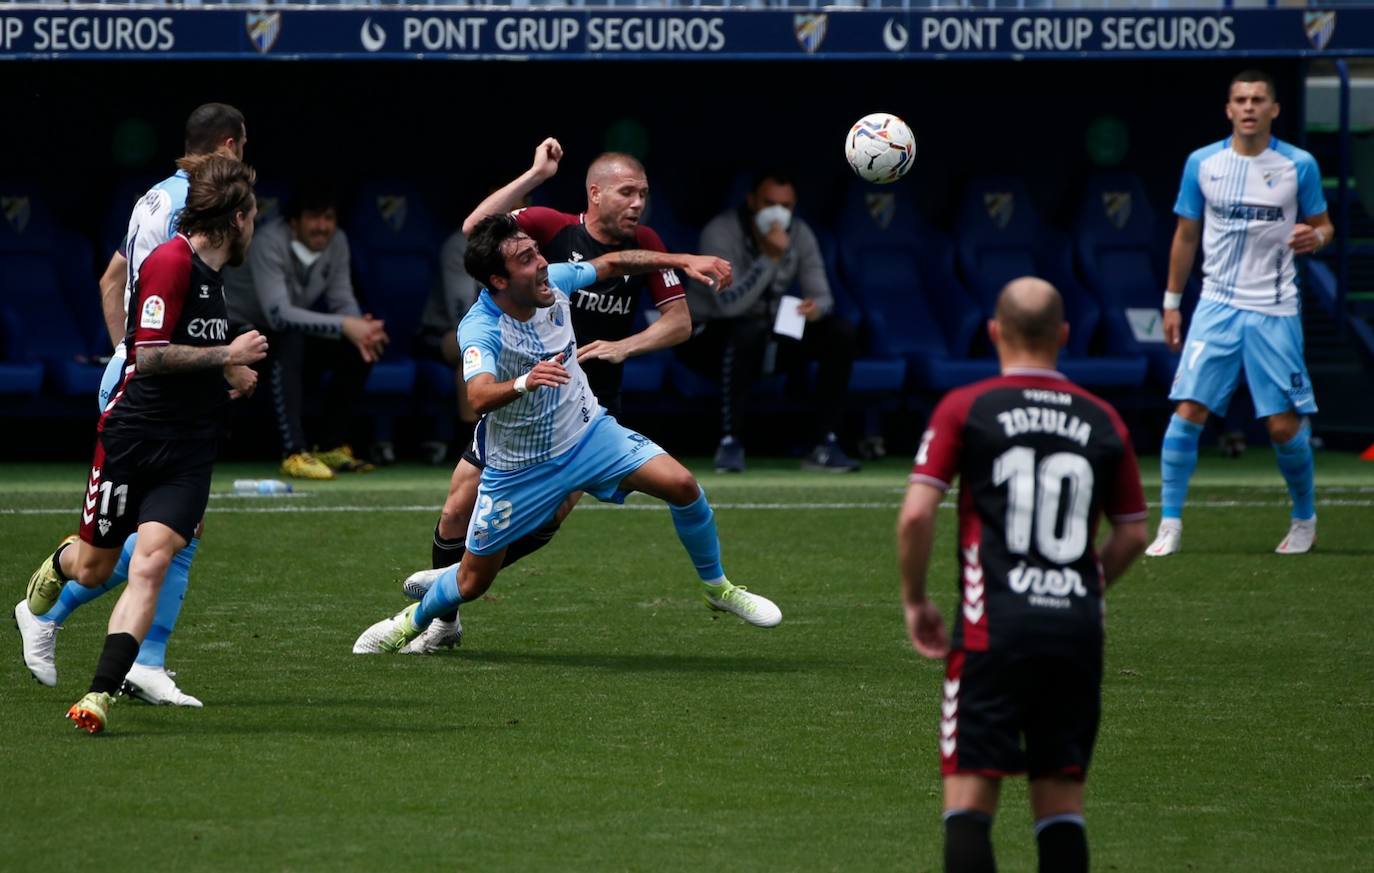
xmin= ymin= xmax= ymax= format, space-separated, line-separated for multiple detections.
xmin=3 ymin=499 xmax=1374 ymax=517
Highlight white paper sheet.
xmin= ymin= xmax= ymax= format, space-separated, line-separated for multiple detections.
xmin=773 ymin=295 xmax=806 ymax=340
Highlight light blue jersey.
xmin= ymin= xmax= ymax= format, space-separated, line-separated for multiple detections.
xmin=458 ymin=261 xmax=601 ymax=471
xmin=1174 ymin=137 xmax=1327 ymax=316
xmin=101 ymin=169 xmax=190 ymax=412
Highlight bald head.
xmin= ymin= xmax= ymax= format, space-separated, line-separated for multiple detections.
xmin=994 ymin=277 xmax=1064 ymax=353
xmin=585 ymin=152 xmax=646 ymax=191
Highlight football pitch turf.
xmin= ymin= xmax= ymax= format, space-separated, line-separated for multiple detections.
xmin=2 ymin=453 xmax=1371 ymax=872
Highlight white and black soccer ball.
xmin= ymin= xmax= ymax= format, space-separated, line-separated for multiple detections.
xmin=844 ymin=113 xmax=916 ymax=184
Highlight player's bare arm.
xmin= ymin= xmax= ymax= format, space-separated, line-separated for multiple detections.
xmin=98 ymin=252 xmax=129 ymax=348
xmin=1100 ymin=520 xmax=1148 ymax=586
xmin=577 ymin=298 xmax=691 ymax=365
xmin=461 ymin=138 xmax=564 ymax=237
xmin=897 ymin=481 xmax=950 ymax=659
xmin=465 ymin=354 xmax=569 ymax=415
xmin=589 ymin=250 xmax=732 ymax=290
xmin=1289 ymin=211 xmax=1334 ymax=255
xmin=1163 ymin=216 xmax=1202 ymax=352
xmin=138 ymin=330 xmax=268 ymax=375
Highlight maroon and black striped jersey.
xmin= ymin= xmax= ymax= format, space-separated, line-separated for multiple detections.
xmin=102 ymin=235 xmax=231 ymax=440
xmin=515 ymin=206 xmax=683 ymax=400
xmin=911 ymin=368 xmax=1147 ymax=654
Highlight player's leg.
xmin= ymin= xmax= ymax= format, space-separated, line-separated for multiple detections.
xmin=1028 ymin=779 xmax=1088 ymax=873
xmin=1243 ymin=312 xmax=1319 ymax=553
xmin=1150 ymin=300 xmax=1242 ymax=556
xmin=125 ymin=518 xmax=203 ymax=707
xmin=68 ymin=521 xmax=186 ymax=734
xmin=943 ymin=775 xmax=1001 ymax=873
xmin=354 ymin=549 xmax=507 ymax=655
xmin=614 ymin=450 xmax=781 ymax=627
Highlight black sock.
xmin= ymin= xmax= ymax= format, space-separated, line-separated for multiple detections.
xmin=501 ymin=520 xmax=560 ymax=568
xmin=89 ymin=632 xmax=141 ymax=695
xmin=432 ymin=523 xmax=465 ymax=623
xmin=51 ymin=543 xmax=71 ymax=577
xmin=1036 ymin=818 xmax=1087 ymax=873
xmin=945 ymin=810 xmax=996 ymax=873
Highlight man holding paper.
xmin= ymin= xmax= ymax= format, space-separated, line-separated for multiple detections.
xmin=679 ymin=171 xmax=860 ymax=473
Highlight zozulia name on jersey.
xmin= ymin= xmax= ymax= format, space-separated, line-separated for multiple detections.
xmin=995 ymin=406 xmax=1093 ymax=447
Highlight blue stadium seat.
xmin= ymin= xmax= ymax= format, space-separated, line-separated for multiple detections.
xmin=957 ymin=176 xmax=1146 ymax=388
xmin=814 ymin=226 xmax=906 ymax=395
xmin=834 ymin=182 xmax=994 ymax=392
xmin=0 ymin=182 xmax=104 ymax=398
xmin=1074 ymin=172 xmax=1182 ymax=386
xmin=349 ymin=182 xmax=442 ymax=397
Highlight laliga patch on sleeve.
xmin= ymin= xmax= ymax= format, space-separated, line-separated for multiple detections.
xmin=140 ymin=295 xmax=166 ymax=330
xmin=462 ymin=346 xmax=484 ymax=378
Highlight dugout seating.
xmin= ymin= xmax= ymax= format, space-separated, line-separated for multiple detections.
xmin=956 ymin=176 xmax=1147 ymax=388
xmin=834 ymin=181 xmax=996 ymax=393
xmin=0 ymin=182 xmax=105 ymax=400
xmin=1074 ymin=171 xmax=1186 ymax=387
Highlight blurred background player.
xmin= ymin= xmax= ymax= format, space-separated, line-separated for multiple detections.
xmin=16 ymin=102 xmax=247 ymax=707
xmin=415 ymin=227 xmax=479 ymax=464
xmin=1150 ymin=69 xmax=1333 ymax=558
xmin=226 ymin=181 xmax=388 ymax=480
xmin=57 ymin=155 xmax=265 ymax=733
xmin=900 ymin=277 xmax=1147 ymax=873
xmin=680 ymin=170 xmax=860 ymax=473
xmin=401 ymin=139 xmax=715 ymax=653
xmin=354 ymin=214 xmax=773 ymax=656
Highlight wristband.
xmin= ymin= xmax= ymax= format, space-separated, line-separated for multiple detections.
xmin=1163 ymin=291 xmax=1183 ymax=311
xmin=513 ymin=373 xmax=529 ymax=395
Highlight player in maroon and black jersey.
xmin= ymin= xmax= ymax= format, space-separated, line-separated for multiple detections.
xmin=898 ymin=278 xmax=1148 ymax=873
xmin=396 ymin=140 xmax=730 ymax=653
xmin=41 ymin=155 xmax=268 ymax=734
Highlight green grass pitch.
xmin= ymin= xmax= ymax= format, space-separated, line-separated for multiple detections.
xmin=2 ymin=453 xmax=1372 ymax=872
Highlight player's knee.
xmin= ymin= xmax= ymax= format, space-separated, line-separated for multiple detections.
xmin=667 ymin=471 xmax=702 ymax=506
xmin=1266 ymin=413 xmax=1301 ymax=444
xmin=1175 ymin=401 xmax=1209 ymax=425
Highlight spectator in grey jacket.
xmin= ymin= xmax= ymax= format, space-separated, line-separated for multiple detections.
xmin=225 ymin=183 xmax=389 ymax=480
xmin=678 ymin=171 xmax=859 ymax=473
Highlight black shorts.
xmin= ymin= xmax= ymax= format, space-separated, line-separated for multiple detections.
xmin=460 ymin=416 xmax=488 ymax=469
xmin=939 ymin=647 xmax=1103 ymax=781
xmin=78 ymin=433 xmax=216 ymax=549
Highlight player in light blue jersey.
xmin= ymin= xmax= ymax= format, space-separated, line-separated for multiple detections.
xmin=1149 ymin=70 xmax=1334 ymax=557
xmin=354 ymin=214 xmax=779 ymax=654
xmin=16 ymin=104 xmax=247 ymax=706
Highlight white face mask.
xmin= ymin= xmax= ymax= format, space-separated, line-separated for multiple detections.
xmin=290 ymin=239 xmax=324 ymax=268
xmin=753 ymin=204 xmax=793 ymax=235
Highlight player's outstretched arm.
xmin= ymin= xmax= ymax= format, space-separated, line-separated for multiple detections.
xmin=1163 ymin=217 xmax=1202 ymax=352
xmin=465 ymin=355 xmax=569 ymax=415
xmin=898 ymin=482 xmax=949 ymax=659
xmin=588 ymin=250 xmax=732 ymax=290
xmin=98 ymin=252 xmax=129 ymax=349
xmin=461 ymin=138 xmax=563 ymax=238
xmin=577 ymin=298 xmax=691 ymax=366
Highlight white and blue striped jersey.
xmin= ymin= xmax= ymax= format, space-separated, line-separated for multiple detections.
xmin=459 ymin=262 xmax=601 ymax=471
xmin=119 ymin=169 xmax=190 ymax=317
xmin=1174 ymin=137 xmax=1327 ymax=317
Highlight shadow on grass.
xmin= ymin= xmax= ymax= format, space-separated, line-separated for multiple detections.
xmin=441 ymin=648 xmax=839 ymax=674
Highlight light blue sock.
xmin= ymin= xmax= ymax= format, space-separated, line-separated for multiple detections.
xmin=135 ymin=538 xmax=198 ymax=668
xmin=38 ymin=533 xmax=135 ymax=625
xmin=414 ymin=565 xmax=462 ymax=630
xmin=1273 ymin=422 xmax=1316 ymax=520
xmin=669 ymin=487 xmax=725 ymax=582
xmin=1160 ymin=415 xmax=1204 ymax=521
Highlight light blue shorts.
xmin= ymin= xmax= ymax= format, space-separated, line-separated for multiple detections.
xmin=466 ymin=412 xmax=666 ymax=555
xmin=1169 ymin=298 xmax=1317 ymax=418
xmin=98 ymin=346 xmax=127 ymax=413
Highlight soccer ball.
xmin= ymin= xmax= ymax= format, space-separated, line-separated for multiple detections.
xmin=845 ymin=113 xmax=916 ymax=184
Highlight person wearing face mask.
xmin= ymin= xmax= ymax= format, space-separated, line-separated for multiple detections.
xmin=225 ymin=181 xmax=388 ymax=480
xmin=678 ymin=171 xmax=860 ymax=473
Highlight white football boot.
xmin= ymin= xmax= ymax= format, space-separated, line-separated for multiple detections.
xmin=401 ymin=614 xmax=463 ymax=654
xmin=123 ymin=664 xmax=204 ymax=707
xmin=1275 ymin=518 xmax=1316 ymax=555
xmin=14 ymin=600 xmax=60 ymax=687
xmin=1145 ymin=520 xmax=1182 ymax=557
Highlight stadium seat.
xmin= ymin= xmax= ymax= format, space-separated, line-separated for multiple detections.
xmin=814 ymin=225 xmax=906 ymax=395
xmin=348 ymin=181 xmax=443 ymax=398
xmin=834 ymin=181 xmax=995 ymax=393
xmin=1074 ymin=171 xmax=1183 ymax=386
xmin=0 ymin=182 xmax=104 ymax=398
xmin=957 ymin=176 xmax=1146 ymax=387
